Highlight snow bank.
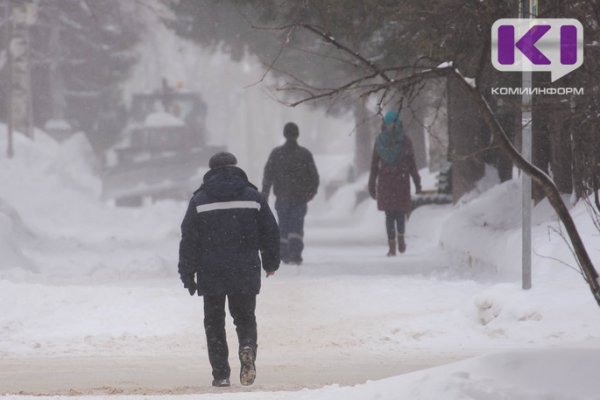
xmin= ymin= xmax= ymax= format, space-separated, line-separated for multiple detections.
xmin=438 ymin=180 xmax=524 ymax=280
xmin=0 ymin=126 xmax=183 ymax=282
xmin=0 ymin=127 xmax=101 ymax=221
xmin=0 ymin=199 xmax=36 ymax=273
xmin=44 ymin=119 xmax=72 ymax=131
xmin=400 ymin=164 xmax=599 ymax=285
xmin=404 ymin=172 xmax=600 ymax=348
xmin=52 ymin=132 xmax=102 ymax=196
xmin=323 ymin=348 xmax=600 ymax=400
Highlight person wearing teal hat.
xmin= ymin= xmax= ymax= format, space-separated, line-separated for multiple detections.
xmin=368 ymin=111 xmax=421 ymax=256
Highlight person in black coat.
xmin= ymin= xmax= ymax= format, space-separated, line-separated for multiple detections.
xmin=178 ymin=151 xmax=280 ymax=388
xmin=261 ymin=122 xmax=319 ymax=265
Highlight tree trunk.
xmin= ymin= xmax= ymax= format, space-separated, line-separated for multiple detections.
xmin=447 ymin=73 xmax=487 ymax=202
xmin=4 ymin=0 xmax=13 ymax=158
xmin=48 ymin=0 xmax=66 ymax=120
xmin=531 ymin=100 xmax=551 ymax=202
xmin=8 ymin=1 xmax=34 ymax=138
xmin=549 ymin=108 xmax=573 ymax=194
xmin=493 ymin=99 xmax=517 ymax=182
xmin=400 ymin=94 xmax=428 ymax=170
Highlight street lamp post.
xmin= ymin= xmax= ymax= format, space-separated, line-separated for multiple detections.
xmin=521 ymin=0 xmax=537 ymax=290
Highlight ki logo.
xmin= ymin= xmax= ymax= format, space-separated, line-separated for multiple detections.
xmin=491 ymin=19 xmax=584 ymax=82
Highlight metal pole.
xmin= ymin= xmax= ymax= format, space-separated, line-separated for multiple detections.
xmin=5 ymin=0 xmax=13 ymax=158
xmin=521 ymin=0 xmax=536 ymax=290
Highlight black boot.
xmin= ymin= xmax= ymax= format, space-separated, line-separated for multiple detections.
xmin=212 ymin=378 xmax=231 ymax=387
xmin=239 ymin=346 xmax=256 ymax=386
xmin=288 ymin=235 xmax=304 ymax=264
xmin=397 ymin=235 xmax=406 ymax=254
xmin=387 ymin=240 xmax=396 ymax=257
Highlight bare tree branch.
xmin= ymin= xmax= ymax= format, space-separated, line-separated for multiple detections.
xmin=300 ymin=23 xmax=392 ymax=83
xmin=262 ymin=24 xmax=600 ymax=307
xmin=533 ymin=248 xmax=584 ymax=277
xmin=246 ymin=25 xmax=295 ymax=89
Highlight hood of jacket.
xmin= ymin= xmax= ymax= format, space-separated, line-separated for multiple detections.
xmin=198 ymin=166 xmax=257 ymax=201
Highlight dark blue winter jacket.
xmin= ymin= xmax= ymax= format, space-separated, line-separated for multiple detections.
xmin=178 ymin=166 xmax=280 ymax=296
xmin=262 ymin=140 xmax=319 ymax=203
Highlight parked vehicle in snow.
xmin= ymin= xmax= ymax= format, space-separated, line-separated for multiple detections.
xmin=102 ymin=82 xmax=224 ymax=206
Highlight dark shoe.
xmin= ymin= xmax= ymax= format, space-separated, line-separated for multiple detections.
xmin=397 ymin=235 xmax=406 ymax=254
xmin=280 ymin=241 xmax=289 ymax=264
xmin=387 ymin=240 xmax=396 ymax=257
xmin=288 ymin=256 xmax=303 ymax=265
xmin=212 ymin=378 xmax=230 ymax=387
xmin=239 ymin=346 xmax=256 ymax=386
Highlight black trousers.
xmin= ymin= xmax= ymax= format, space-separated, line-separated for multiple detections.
xmin=203 ymin=294 xmax=257 ymax=380
xmin=385 ymin=211 xmax=405 ymax=240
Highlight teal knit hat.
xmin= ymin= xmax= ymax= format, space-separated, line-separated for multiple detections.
xmin=383 ymin=110 xmax=400 ymax=126
xmin=376 ymin=111 xmax=405 ymax=164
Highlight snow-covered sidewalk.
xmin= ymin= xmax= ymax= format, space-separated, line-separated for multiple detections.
xmin=2 ymin=130 xmax=600 ymax=399
xmin=2 ymin=233 xmax=600 ymax=397
xmin=0 ymin=238 xmax=480 ymax=393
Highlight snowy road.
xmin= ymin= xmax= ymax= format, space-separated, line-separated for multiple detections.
xmin=0 ymin=352 xmax=466 ymax=395
xmin=1 ymin=234 xmax=483 ymax=395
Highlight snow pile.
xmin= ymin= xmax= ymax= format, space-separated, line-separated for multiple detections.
xmin=307 ymin=349 xmax=600 ymax=400
xmin=0 ymin=128 xmax=61 ymax=274
xmin=145 ymin=112 xmax=186 ymax=128
xmin=428 ymin=175 xmax=599 ymax=283
xmin=0 ymin=126 xmax=184 ymax=283
xmin=438 ymin=180 xmax=524 ymax=280
xmin=0 ymin=127 xmax=101 ymax=224
xmin=43 ymin=119 xmax=72 ymax=131
xmin=0 ymin=199 xmax=35 ymax=273
xmin=51 ymin=132 xmax=102 ymax=196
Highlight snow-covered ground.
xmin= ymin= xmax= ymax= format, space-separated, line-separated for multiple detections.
xmin=1 ymin=129 xmax=600 ymax=399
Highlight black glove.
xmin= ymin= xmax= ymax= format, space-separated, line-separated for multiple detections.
xmin=182 ymin=274 xmax=196 ymax=296
xmin=415 ymin=183 xmax=422 ymax=194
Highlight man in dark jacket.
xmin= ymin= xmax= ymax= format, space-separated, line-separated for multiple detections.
xmin=262 ymin=122 xmax=319 ymax=265
xmin=178 ymin=152 xmax=280 ymax=388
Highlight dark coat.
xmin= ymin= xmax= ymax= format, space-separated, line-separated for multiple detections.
xmin=262 ymin=140 xmax=319 ymax=203
xmin=368 ymin=136 xmax=421 ymax=213
xmin=178 ymin=166 xmax=280 ymax=296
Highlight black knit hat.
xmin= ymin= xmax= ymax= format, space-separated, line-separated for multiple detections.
xmin=283 ymin=122 xmax=299 ymax=140
xmin=209 ymin=151 xmax=237 ymax=169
